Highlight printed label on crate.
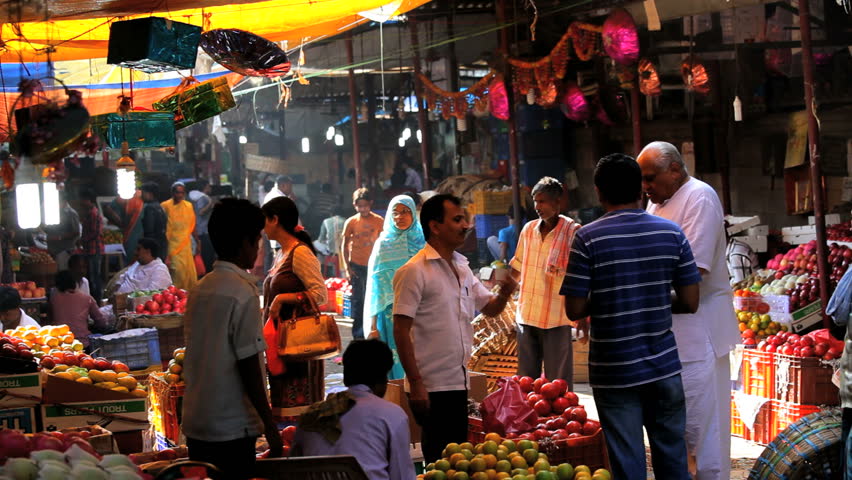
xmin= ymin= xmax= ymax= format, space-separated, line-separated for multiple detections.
xmin=0 ymin=407 xmax=38 ymax=433
xmin=0 ymin=372 xmax=43 ymax=407
xmin=790 ymin=300 xmax=822 ymax=332
xmin=41 ymin=399 xmax=147 ymax=432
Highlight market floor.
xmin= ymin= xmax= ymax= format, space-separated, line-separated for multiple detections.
xmin=327 ymin=318 xmax=765 ymax=479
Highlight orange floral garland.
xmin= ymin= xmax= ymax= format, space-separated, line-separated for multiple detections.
xmin=418 ymin=70 xmax=498 ymax=119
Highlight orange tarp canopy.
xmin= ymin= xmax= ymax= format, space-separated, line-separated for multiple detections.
xmin=0 ymin=0 xmax=429 ymax=63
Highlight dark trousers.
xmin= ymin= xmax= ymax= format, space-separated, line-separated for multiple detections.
xmin=349 ymin=263 xmax=368 ymax=340
xmin=199 ymin=233 xmax=215 ymax=273
xmin=842 ymin=407 xmax=852 ymax=476
xmin=84 ymin=254 xmax=102 ymax=303
xmin=593 ymin=374 xmax=689 ymax=480
xmin=411 ymin=389 xmax=469 ymax=464
xmin=187 ymin=436 xmax=257 ymax=479
xmin=517 ymin=324 xmax=573 ymax=390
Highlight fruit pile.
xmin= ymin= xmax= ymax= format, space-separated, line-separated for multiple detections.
xmin=45 ymin=353 xmax=147 ymax=398
xmin=736 ymin=310 xmax=787 ymax=345
xmin=324 ymin=278 xmax=349 ymax=291
xmin=20 ymin=248 xmax=54 ymax=266
xmin=756 ymin=241 xmax=852 ymax=302
xmin=0 ymin=334 xmax=38 ymax=366
xmin=2 ymin=282 xmax=45 ymax=299
xmin=419 ymin=436 xmax=610 ymax=480
xmin=5 ymin=325 xmax=85 ymax=358
xmin=101 ymin=229 xmax=124 ymax=246
xmin=756 ymin=331 xmax=844 ymax=360
xmin=0 ymin=428 xmax=145 ymax=478
xmin=163 ymin=348 xmax=184 ymax=385
xmin=514 ymin=377 xmax=601 ymax=442
xmin=827 ymin=221 xmax=852 ymax=242
xmin=132 ymin=286 xmax=188 ymax=315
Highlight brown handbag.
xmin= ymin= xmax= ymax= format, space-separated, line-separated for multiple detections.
xmin=277 ymin=293 xmax=342 ymax=360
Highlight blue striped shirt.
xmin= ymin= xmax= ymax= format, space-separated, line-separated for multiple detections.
xmin=560 ymin=209 xmax=701 ymax=388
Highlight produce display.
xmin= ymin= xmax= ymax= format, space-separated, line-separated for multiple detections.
xmin=130 ymin=286 xmax=188 ymax=315
xmin=19 ymin=249 xmax=54 ymax=266
xmin=2 ymin=282 xmax=46 ymax=300
xmin=827 ymin=221 xmax=852 ymax=242
xmin=45 ymin=355 xmax=147 ymax=398
xmin=163 ymin=348 xmax=185 ymax=385
xmin=101 ymin=230 xmax=124 ymax=246
xmin=419 ymin=437 xmax=610 ymax=480
xmin=5 ymin=325 xmax=85 ymax=357
xmin=0 ymin=428 xmax=147 ymax=479
xmin=755 ymin=330 xmax=844 ymax=360
xmin=514 ymin=376 xmax=601 ymax=442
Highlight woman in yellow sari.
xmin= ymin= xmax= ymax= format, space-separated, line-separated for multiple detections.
xmin=161 ymin=182 xmax=198 ymax=291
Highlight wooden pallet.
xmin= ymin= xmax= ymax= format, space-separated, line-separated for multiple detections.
xmin=473 ymin=354 xmax=519 ymax=393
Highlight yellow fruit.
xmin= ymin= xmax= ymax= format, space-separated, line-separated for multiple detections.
xmin=454 ymin=460 xmax=470 ymax=473
xmin=67 ymin=370 xmax=82 ymax=380
xmin=116 ymin=372 xmax=129 ymax=378
xmin=470 ymin=473 xmax=488 ymax=480
xmin=460 ymin=443 xmax=474 ymax=452
xmin=495 ymin=460 xmax=512 ymax=473
xmin=574 ymin=466 xmax=591 ymax=475
xmin=131 ymin=389 xmax=148 ymax=398
xmin=61 ymin=335 xmax=74 ymax=345
xmin=45 ymin=337 xmax=60 ymax=348
xmin=100 ymin=370 xmax=118 ymax=383
xmin=484 ymin=433 xmax=502 ymax=443
xmin=165 ymin=373 xmax=181 ymax=384
xmin=54 ymin=372 xmax=74 ymax=381
xmin=435 ymin=460 xmax=451 ymax=472
xmin=482 ymin=441 xmax=499 ymax=456
xmin=117 ymin=377 xmax=138 ymax=390
xmin=469 ymin=458 xmax=486 ymax=472
xmin=510 ymin=456 xmax=527 ymax=470
xmin=483 ymin=454 xmax=497 ymax=469
xmin=75 ymin=377 xmax=93 ymax=385
xmin=445 ymin=443 xmax=462 ymax=457
xmin=71 ymin=341 xmax=84 ymax=352
xmin=591 ymin=470 xmax=610 ymax=480
xmin=495 ymin=473 xmax=510 ymax=480
xmin=96 ymin=381 xmax=118 ymax=390
xmin=174 ymin=352 xmax=185 ymax=363
xmin=522 ymin=449 xmax=538 ymax=466
xmin=110 ymin=386 xmax=130 ymax=393
xmin=533 ymin=459 xmax=550 ymax=472
xmin=88 ymin=370 xmax=105 ymax=383
xmin=461 ymin=450 xmax=474 ymax=461
xmin=168 ymin=363 xmax=182 ymax=375
xmin=450 ymin=454 xmax=466 ymax=468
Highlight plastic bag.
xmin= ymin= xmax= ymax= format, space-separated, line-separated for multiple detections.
xmin=200 ymin=29 xmax=291 ymax=77
xmin=264 ymin=317 xmax=286 ymax=376
xmin=805 ymin=328 xmax=845 ymax=352
xmin=480 ymin=378 xmax=539 ymax=436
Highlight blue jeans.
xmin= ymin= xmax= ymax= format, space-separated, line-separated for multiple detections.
xmin=593 ymin=374 xmax=689 ymax=480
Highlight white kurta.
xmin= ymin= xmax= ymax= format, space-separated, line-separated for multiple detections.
xmin=115 ymin=258 xmax=173 ymax=294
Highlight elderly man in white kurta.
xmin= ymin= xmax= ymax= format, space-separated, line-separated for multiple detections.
xmin=637 ymin=141 xmax=740 ymax=480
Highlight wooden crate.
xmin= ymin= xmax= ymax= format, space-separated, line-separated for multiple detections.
xmin=574 ymin=340 xmax=589 ymax=384
xmin=472 ymin=354 xmax=518 ymax=393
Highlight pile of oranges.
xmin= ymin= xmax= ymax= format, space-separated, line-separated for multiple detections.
xmin=164 ymin=348 xmax=185 ymax=385
xmin=5 ymin=325 xmax=85 ymax=356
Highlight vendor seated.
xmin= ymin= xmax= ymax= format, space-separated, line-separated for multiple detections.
xmin=49 ymin=271 xmax=109 ymax=347
xmin=0 ymin=286 xmax=40 ymax=330
xmin=115 ymin=238 xmax=172 ymax=295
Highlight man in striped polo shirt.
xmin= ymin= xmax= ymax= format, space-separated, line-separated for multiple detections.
xmin=561 ymin=153 xmax=701 ymax=480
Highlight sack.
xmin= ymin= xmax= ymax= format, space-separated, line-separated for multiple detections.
xmin=263 ymin=318 xmax=286 ymax=376
xmin=480 ymin=378 xmax=539 ymax=436
xmin=277 ymin=294 xmax=341 ymax=360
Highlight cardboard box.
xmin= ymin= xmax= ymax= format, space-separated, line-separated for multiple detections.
xmin=40 ymin=399 xmax=148 ymax=433
xmin=0 ymin=407 xmax=40 ymax=433
xmin=790 ymin=300 xmax=823 ymax=333
xmin=42 ymin=373 xmax=138 ymax=404
xmin=726 ymin=216 xmax=761 ymax=236
xmin=747 ymin=225 xmax=770 ymax=236
xmin=0 ymin=372 xmax=44 ymax=407
xmin=737 ymin=235 xmax=768 ymax=253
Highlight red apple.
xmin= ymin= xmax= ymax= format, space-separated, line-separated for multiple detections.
xmin=551 ymin=379 xmax=568 ymax=396
xmin=527 ymin=393 xmax=543 ymax=409
xmin=569 ymin=407 xmax=588 ymax=423
xmin=534 ymin=428 xmax=550 ymax=440
xmin=152 ymin=294 xmax=164 ymax=304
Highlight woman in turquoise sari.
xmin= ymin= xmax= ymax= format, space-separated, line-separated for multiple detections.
xmin=364 ymin=195 xmax=425 ymax=379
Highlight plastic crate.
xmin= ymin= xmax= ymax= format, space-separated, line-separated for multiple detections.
xmin=743 ymin=349 xmax=775 ymax=399
xmin=467 ymin=416 xmax=485 ymax=444
xmin=148 ymin=372 xmax=185 ymax=446
xmin=773 ymin=353 xmax=839 ymax=406
xmin=342 ymin=293 xmax=352 ymax=318
xmin=548 ymin=428 xmax=610 ymax=472
xmin=770 ymin=400 xmax=821 ymax=440
xmin=472 ymin=190 xmax=513 ymax=215
xmin=88 ymin=328 xmax=161 ymax=370
xmin=731 ymin=393 xmax=746 ymax=438
xmin=733 ymin=296 xmax=764 ymax=312
xmin=474 ymin=214 xmax=509 ymax=239
xmin=336 ymin=290 xmax=345 ymax=315
xmin=121 ymin=314 xmax=185 ymax=363
xmin=749 ymin=401 xmax=774 ymax=445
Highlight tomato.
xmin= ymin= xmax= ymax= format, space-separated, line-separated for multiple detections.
xmin=135 ymin=304 xmax=146 ymax=314
xmin=814 ymin=342 xmax=830 ymax=357
xmin=152 ymin=294 xmax=163 ymax=304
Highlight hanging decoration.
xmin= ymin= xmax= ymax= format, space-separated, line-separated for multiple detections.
xmin=107 ymin=17 xmax=202 ymax=74
xmin=535 ymin=82 xmax=559 ymax=108
xmin=568 ymin=22 xmax=602 ymax=62
xmin=200 ymin=29 xmax=291 ymax=77
xmin=487 ymin=78 xmax=509 ymax=121
xmin=682 ymin=56 xmax=711 ymax=96
xmin=152 ymin=76 xmax=236 ymax=129
xmin=637 ymin=58 xmax=661 ymax=96
xmin=508 ymin=27 xmax=571 ymax=100
xmin=602 ymin=8 xmax=640 ymax=66
xmin=418 ymin=70 xmax=497 ymax=120
xmin=559 ymin=82 xmax=591 ymax=122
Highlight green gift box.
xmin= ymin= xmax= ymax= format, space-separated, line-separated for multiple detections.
xmin=152 ymin=77 xmax=236 ymax=130
xmin=90 ymin=111 xmax=176 ymax=149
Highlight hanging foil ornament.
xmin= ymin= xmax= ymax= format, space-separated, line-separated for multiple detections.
xmin=682 ymin=56 xmax=710 ymax=96
xmin=488 ymin=78 xmax=510 ymax=121
xmin=602 ymin=8 xmax=640 ymax=66
xmin=638 ymin=58 xmax=662 ymax=97
xmin=200 ymin=29 xmax=291 ymax=77
xmin=536 ymin=82 xmax=559 ymax=108
xmin=559 ymin=82 xmax=591 ymax=122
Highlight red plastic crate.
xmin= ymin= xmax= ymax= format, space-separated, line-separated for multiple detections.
xmin=743 ymin=349 xmax=775 ymax=399
xmin=467 ymin=416 xmax=485 ymax=444
xmin=731 ymin=392 xmax=772 ymax=444
xmin=770 ymin=400 xmax=821 ymax=440
xmin=731 ymin=393 xmax=745 ymax=438
xmin=773 ymin=353 xmax=839 ymax=406
xmin=321 ymin=287 xmax=337 ymax=312
xmin=149 ymin=372 xmax=185 ymax=446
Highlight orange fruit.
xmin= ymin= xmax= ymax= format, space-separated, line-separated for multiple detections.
xmin=483 ymin=454 xmax=497 ymax=469
xmin=168 ymin=363 xmax=182 ymax=375
xmin=484 ymin=433 xmax=502 ymax=443
xmin=509 ymin=456 xmax=527 ymax=470
xmin=131 ymin=389 xmax=148 ymax=398
xmin=469 ymin=458 xmax=486 ymax=473
xmin=164 ymin=373 xmax=181 ymax=384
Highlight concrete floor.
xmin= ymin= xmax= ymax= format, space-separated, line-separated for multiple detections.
xmin=328 ymin=317 xmax=766 ymax=479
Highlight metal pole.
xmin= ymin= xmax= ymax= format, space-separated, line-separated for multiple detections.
xmin=346 ymin=33 xmax=362 ymax=188
xmin=409 ymin=16 xmax=432 ymax=190
xmin=630 ymin=83 xmax=642 ymax=155
xmin=497 ymin=0 xmax=523 ymax=237
xmin=798 ymin=0 xmax=831 ymax=325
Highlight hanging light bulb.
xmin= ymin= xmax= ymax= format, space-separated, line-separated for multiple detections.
xmin=733 ymin=96 xmax=743 ymax=122
xmin=402 ymin=127 xmax=412 ymax=141
xmin=457 ymin=116 xmax=467 ymax=132
xmin=239 ymin=135 xmax=248 ymax=144
xmin=416 ymin=129 xmax=422 ymax=143
xmin=398 ymin=137 xmax=405 ymax=148
xmin=115 ymin=141 xmax=137 ymax=200
xmin=334 ymin=133 xmax=344 ymax=146
xmin=301 ymin=137 xmax=310 ymax=153
xmin=527 ymin=89 xmax=536 ymax=105
xmin=326 ymin=126 xmax=335 ymax=141
xmin=16 ymin=183 xmax=40 ymax=229
xmin=42 ymin=181 xmax=60 ymax=226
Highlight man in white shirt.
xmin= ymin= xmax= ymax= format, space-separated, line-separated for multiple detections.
xmin=182 ymin=198 xmax=282 ymax=478
xmin=115 ymin=238 xmax=173 ymax=295
xmin=393 ymin=194 xmax=516 ymax=463
xmin=0 ymin=287 xmax=40 ymax=330
xmin=638 ymin=141 xmax=740 ymax=480
xmin=293 ymin=339 xmax=415 ymax=480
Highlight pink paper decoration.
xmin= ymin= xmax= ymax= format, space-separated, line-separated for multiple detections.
xmin=559 ymin=82 xmax=591 ymax=122
xmin=602 ymin=8 xmax=640 ymax=66
xmin=488 ymin=78 xmax=510 ymax=121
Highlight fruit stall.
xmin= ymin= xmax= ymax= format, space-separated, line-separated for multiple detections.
xmin=730 ymin=238 xmax=846 ymax=446
xmin=114 ymin=285 xmax=189 ymax=364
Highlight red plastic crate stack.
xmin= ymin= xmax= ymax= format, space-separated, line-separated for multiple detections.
xmin=743 ymin=349 xmax=775 ymax=398
xmin=773 ymin=353 xmax=838 ymax=406
xmin=730 ymin=394 xmax=772 ymax=444
xmin=769 ymin=400 xmax=821 ymax=439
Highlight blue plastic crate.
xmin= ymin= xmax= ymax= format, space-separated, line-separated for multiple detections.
xmin=475 ymin=214 xmax=509 ymax=239
xmin=88 ymin=328 xmax=161 ymax=370
xmin=342 ymin=293 xmax=353 ymax=318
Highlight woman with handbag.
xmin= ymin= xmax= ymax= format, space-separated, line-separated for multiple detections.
xmin=261 ymin=196 xmax=330 ymax=414
xmin=364 ymin=195 xmax=425 ymax=379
